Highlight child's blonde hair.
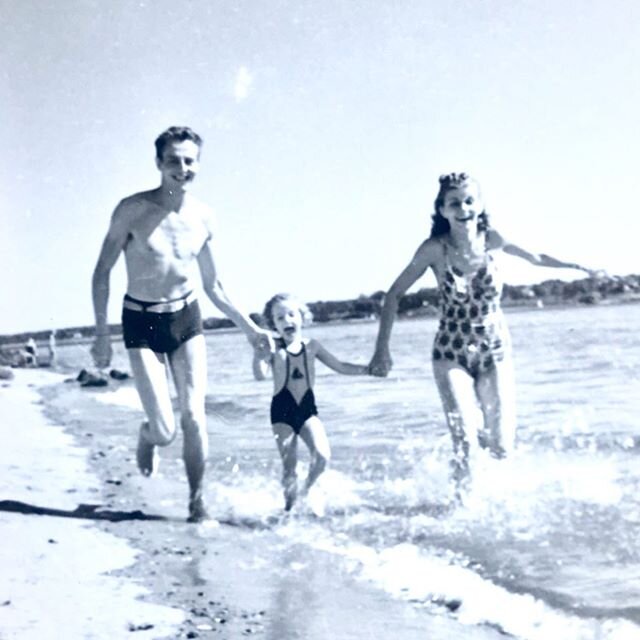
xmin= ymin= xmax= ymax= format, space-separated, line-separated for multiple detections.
xmin=262 ymin=293 xmax=314 ymax=331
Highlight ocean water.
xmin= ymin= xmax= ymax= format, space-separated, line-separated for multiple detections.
xmin=52 ymin=304 xmax=640 ymax=639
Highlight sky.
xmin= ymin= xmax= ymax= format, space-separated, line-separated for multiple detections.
xmin=2 ymin=0 xmax=639 ymax=334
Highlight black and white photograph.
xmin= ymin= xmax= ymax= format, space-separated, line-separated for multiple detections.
xmin=1 ymin=1 xmax=639 ymax=638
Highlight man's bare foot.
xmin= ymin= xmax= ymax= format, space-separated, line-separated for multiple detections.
xmin=136 ymin=423 xmax=158 ymax=477
xmin=187 ymin=495 xmax=209 ymax=523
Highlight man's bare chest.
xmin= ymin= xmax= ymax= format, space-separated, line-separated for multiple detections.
xmin=127 ymin=212 xmax=207 ymax=261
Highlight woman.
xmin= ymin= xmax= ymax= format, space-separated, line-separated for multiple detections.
xmin=369 ymin=172 xmax=597 ymax=491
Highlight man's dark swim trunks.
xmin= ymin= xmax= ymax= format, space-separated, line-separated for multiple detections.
xmin=121 ymin=291 xmax=203 ymax=354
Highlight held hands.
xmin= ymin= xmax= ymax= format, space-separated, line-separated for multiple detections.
xmin=571 ymin=262 xmax=607 ymax=279
xmin=249 ymin=329 xmax=274 ymax=359
xmin=583 ymin=267 xmax=608 ymax=279
xmin=369 ymin=350 xmax=392 ymax=377
xmin=90 ymin=334 xmax=112 ymax=369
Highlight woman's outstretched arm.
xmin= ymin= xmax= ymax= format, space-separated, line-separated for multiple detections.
xmin=490 ymin=230 xmax=600 ymax=275
xmin=369 ymin=239 xmax=436 ymax=376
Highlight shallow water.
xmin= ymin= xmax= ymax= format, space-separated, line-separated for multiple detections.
xmin=53 ymin=304 xmax=640 ymax=639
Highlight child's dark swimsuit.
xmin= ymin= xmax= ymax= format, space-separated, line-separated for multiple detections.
xmin=432 ymin=238 xmax=510 ymax=377
xmin=270 ymin=343 xmax=318 ymax=434
xmin=121 ymin=291 xmax=203 ymax=354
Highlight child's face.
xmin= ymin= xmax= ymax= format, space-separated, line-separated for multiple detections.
xmin=156 ymin=140 xmax=201 ymax=192
xmin=440 ymin=181 xmax=483 ymax=230
xmin=272 ymin=299 xmax=303 ymax=343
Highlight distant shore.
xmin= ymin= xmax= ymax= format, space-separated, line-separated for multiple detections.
xmin=2 ymin=274 xmax=638 ymax=349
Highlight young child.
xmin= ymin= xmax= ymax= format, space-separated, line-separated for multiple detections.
xmin=253 ymin=293 xmax=369 ymax=511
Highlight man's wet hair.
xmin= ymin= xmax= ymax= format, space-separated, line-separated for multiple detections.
xmin=154 ymin=126 xmax=203 ymax=161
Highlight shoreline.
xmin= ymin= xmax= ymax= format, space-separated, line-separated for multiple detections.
xmin=1 ymin=368 xmax=508 ymax=639
xmin=2 ymin=290 xmax=639 ymax=349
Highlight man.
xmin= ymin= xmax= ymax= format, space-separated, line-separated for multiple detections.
xmin=91 ymin=126 xmax=269 ymax=522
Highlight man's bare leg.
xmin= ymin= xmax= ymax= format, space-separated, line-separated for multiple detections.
xmin=127 ymin=348 xmax=177 ymax=476
xmin=169 ymin=335 xmax=209 ymax=522
xmin=136 ymin=422 xmax=159 ymax=477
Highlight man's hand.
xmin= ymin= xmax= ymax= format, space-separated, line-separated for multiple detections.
xmin=253 ymin=335 xmax=274 ymax=361
xmin=90 ymin=334 xmax=112 ymax=369
xmin=249 ymin=329 xmax=274 ymax=355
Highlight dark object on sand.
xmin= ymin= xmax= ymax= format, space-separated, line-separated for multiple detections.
xmin=77 ymin=369 xmax=109 ymax=387
xmin=82 ymin=376 xmax=108 ymax=388
xmin=128 ymin=623 xmax=155 ymax=632
xmin=0 ymin=499 xmax=168 ymax=522
xmin=109 ymin=368 xmax=130 ymax=380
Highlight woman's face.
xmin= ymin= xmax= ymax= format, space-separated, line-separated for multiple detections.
xmin=440 ymin=180 xmax=484 ymax=231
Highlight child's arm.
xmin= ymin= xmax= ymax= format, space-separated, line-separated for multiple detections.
xmin=252 ymin=341 xmax=273 ymax=381
xmin=311 ymin=340 xmax=370 ymax=375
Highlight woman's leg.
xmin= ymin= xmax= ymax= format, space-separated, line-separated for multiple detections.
xmin=432 ymin=360 xmax=481 ymax=489
xmin=475 ymin=356 xmax=517 ymax=459
xmin=298 ymin=416 xmax=331 ymax=493
xmin=272 ymin=422 xmax=299 ymax=510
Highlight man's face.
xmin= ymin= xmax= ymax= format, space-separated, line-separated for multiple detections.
xmin=156 ymin=140 xmax=201 ymax=192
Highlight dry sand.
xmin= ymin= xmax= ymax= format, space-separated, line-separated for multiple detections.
xmin=0 ymin=369 xmax=506 ymax=639
xmin=0 ymin=369 xmax=182 ymax=639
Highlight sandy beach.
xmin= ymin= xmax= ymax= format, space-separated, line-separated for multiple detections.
xmin=0 ymin=369 xmax=183 ymax=639
xmin=0 ymin=367 xmax=513 ymax=640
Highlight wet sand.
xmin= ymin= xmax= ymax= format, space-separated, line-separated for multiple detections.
xmin=0 ymin=369 xmax=506 ymax=639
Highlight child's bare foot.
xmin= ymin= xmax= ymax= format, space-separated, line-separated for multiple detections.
xmin=187 ymin=495 xmax=209 ymax=523
xmin=284 ymin=480 xmax=298 ymax=512
xmin=136 ymin=423 xmax=158 ymax=477
xmin=450 ymin=462 xmax=471 ymax=506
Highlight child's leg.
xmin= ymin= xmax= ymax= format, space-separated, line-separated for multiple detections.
xmin=272 ymin=422 xmax=298 ymax=510
xmin=298 ymin=416 xmax=331 ymax=493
